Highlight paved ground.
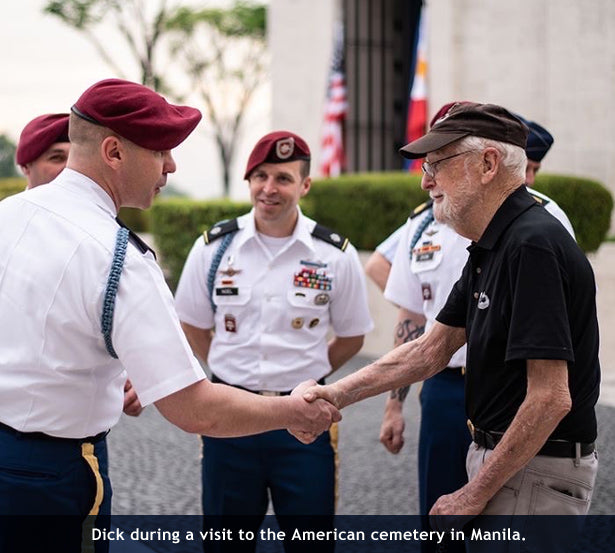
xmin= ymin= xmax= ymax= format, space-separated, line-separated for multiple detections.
xmin=106 ymin=243 xmax=615 ymax=550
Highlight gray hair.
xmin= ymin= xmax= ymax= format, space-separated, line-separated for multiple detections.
xmin=452 ymin=136 xmax=526 ymax=180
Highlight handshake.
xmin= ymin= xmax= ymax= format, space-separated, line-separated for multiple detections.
xmin=286 ymin=380 xmax=341 ymax=444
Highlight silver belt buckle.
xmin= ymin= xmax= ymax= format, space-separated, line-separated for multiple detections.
xmin=258 ymin=390 xmax=282 ymax=397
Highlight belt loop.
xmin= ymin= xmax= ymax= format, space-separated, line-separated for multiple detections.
xmin=574 ymin=442 xmax=581 ymax=467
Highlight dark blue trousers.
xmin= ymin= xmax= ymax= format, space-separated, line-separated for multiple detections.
xmin=418 ymin=369 xmax=471 ymax=553
xmin=202 ymin=428 xmax=336 ymax=553
xmin=0 ymin=424 xmax=112 ymax=553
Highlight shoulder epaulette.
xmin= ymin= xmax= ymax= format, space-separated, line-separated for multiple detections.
xmin=203 ymin=218 xmax=239 ymax=245
xmin=127 ymin=231 xmax=156 ymax=258
xmin=115 ymin=217 xmax=156 ymax=259
xmin=410 ymin=200 xmax=434 ymax=219
xmin=530 ymin=194 xmax=550 ymax=207
xmin=311 ymin=223 xmax=349 ymax=251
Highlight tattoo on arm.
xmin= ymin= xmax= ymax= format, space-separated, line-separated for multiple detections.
xmin=390 ymin=317 xmax=425 ymax=402
xmin=390 ymin=386 xmax=410 ymax=401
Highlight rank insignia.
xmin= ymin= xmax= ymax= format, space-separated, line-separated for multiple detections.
xmin=309 ymin=318 xmax=320 ymax=328
xmin=292 ymin=317 xmax=304 ymax=329
xmin=314 ymin=293 xmax=329 ymax=306
xmin=224 ymin=314 xmax=237 ymax=333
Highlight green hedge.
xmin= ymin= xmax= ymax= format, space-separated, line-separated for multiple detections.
xmin=532 ymin=174 xmax=613 ymax=253
xmin=303 ymin=172 xmax=428 ymax=250
xmin=150 ymin=172 xmax=612 ymax=290
xmin=0 ymin=177 xmax=26 ymax=199
xmin=150 ymin=198 xmax=251 ymax=290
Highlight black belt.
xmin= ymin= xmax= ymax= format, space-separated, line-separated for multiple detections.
xmin=211 ymin=374 xmax=325 ymax=397
xmin=444 ymin=366 xmax=465 ymax=375
xmin=0 ymin=421 xmax=109 ymax=444
xmin=470 ymin=424 xmax=595 ymax=458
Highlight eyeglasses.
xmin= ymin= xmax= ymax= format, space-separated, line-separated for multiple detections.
xmin=421 ymin=150 xmax=476 ymax=178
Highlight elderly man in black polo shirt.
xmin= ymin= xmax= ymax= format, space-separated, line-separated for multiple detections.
xmin=300 ymin=103 xmax=600 ymax=551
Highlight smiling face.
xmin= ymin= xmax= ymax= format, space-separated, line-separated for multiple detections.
xmin=23 ymin=142 xmax=70 ymax=189
xmin=248 ymin=160 xmax=311 ymax=237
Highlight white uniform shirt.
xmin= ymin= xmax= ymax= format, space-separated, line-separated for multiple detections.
xmin=0 ymin=169 xmax=204 ymax=438
xmin=175 ymin=209 xmax=374 ymax=391
xmin=383 ymin=188 xmax=575 ymax=368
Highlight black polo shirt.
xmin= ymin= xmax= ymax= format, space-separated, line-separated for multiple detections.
xmin=437 ymin=186 xmax=600 ymax=442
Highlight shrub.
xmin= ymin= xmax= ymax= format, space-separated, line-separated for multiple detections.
xmin=0 ymin=177 xmax=26 ymax=199
xmin=532 ymin=174 xmax=613 ymax=253
xmin=150 ymin=172 xmax=613 ymax=289
xmin=117 ymin=207 xmax=151 ymax=233
xmin=303 ymin=172 xmax=428 ymax=249
xmin=150 ymin=198 xmax=251 ymax=290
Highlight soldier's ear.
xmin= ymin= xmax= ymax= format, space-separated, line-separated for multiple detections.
xmin=300 ymin=176 xmax=311 ymax=197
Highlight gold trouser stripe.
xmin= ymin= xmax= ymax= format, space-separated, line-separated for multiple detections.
xmin=81 ymin=442 xmax=105 ymax=553
xmin=329 ymin=422 xmax=339 ymax=509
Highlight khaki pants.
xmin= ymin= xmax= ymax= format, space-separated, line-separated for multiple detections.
xmin=464 ymin=444 xmax=598 ymax=552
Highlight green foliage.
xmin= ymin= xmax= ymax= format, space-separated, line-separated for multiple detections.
xmin=118 ymin=207 xmax=151 ymax=233
xmin=0 ymin=177 xmax=26 ymax=199
xmin=150 ymin=198 xmax=251 ymax=290
xmin=44 ymin=0 xmax=112 ymax=28
xmin=302 ymin=172 xmax=428 ymax=250
xmin=150 ymin=172 xmax=613 ymax=290
xmin=166 ymin=2 xmax=266 ymax=38
xmin=532 ymin=173 xmax=613 ymax=253
xmin=0 ymin=135 xmax=18 ymax=178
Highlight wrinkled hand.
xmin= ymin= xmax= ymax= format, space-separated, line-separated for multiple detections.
xmin=288 ymin=380 xmax=342 ymax=444
xmin=301 ymin=382 xmax=340 ymax=409
xmin=123 ymin=379 xmax=144 ymax=417
xmin=380 ymin=404 xmax=405 ymax=454
xmin=429 ymin=485 xmax=486 ymax=532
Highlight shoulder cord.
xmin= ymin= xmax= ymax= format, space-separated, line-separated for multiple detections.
xmin=206 ymin=231 xmax=237 ymax=313
xmin=409 ymin=208 xmax=435 ymax=254
xmin=101 ymin=227 xmax=130 ymax=359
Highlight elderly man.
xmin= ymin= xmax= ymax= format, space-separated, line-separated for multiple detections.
xmin=16 ymin=113 xmax=70 ymax=189
xmin=368 ymin=104 xmax=574 ymax=553
xmin=0 ymin=80 xmax=339 ymax=553
xmin=303 ymin=103 xmax=599 ymax=552
xmin=175 ymin=131 xmax=372 ymax=553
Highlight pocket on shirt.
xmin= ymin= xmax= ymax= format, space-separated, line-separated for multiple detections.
xmin=287 ymin=289 xmax=330 ymax=313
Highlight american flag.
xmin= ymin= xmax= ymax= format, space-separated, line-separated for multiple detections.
xmin=320 ymin=22 xmax=347 ymax=177
xmin=405 ymin=8 xmax=428 ymax=173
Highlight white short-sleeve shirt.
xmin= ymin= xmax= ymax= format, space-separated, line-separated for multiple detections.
xmin=0 ymin=169 xmax=204 ymax=438
xmin=175 ymin=209 xmax=374 ymax=391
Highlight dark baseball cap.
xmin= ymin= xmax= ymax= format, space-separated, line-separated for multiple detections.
xmin=244 ymin=131 xmax=311 ymax=179
xmin=400 ymin=102 xmax=529 ymax=159
xmin=71 ymin=78 xmax=202 ymax=151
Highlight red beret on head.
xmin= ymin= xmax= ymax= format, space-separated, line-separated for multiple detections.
xmin=244 ymin=131 xmax=311 ymax=179
xmin=16 ymin=113 xmax=69 ymax=166
xmin=71 ymin=78 xmax=202 ymax=150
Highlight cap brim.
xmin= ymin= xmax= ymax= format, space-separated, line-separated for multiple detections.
xmin=399 ymin=131 xmax=470 ymax=159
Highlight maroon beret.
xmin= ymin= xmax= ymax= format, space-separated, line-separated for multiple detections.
xmin=16 ymin=113 xmax=69 ymax=166
xmin=244 ymin=131 xmax=311 ymax=179
xmin=400 ymin=103 xmax=528 ymax=159
xmin=71 ymin=78 xmax=202 ymax=150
